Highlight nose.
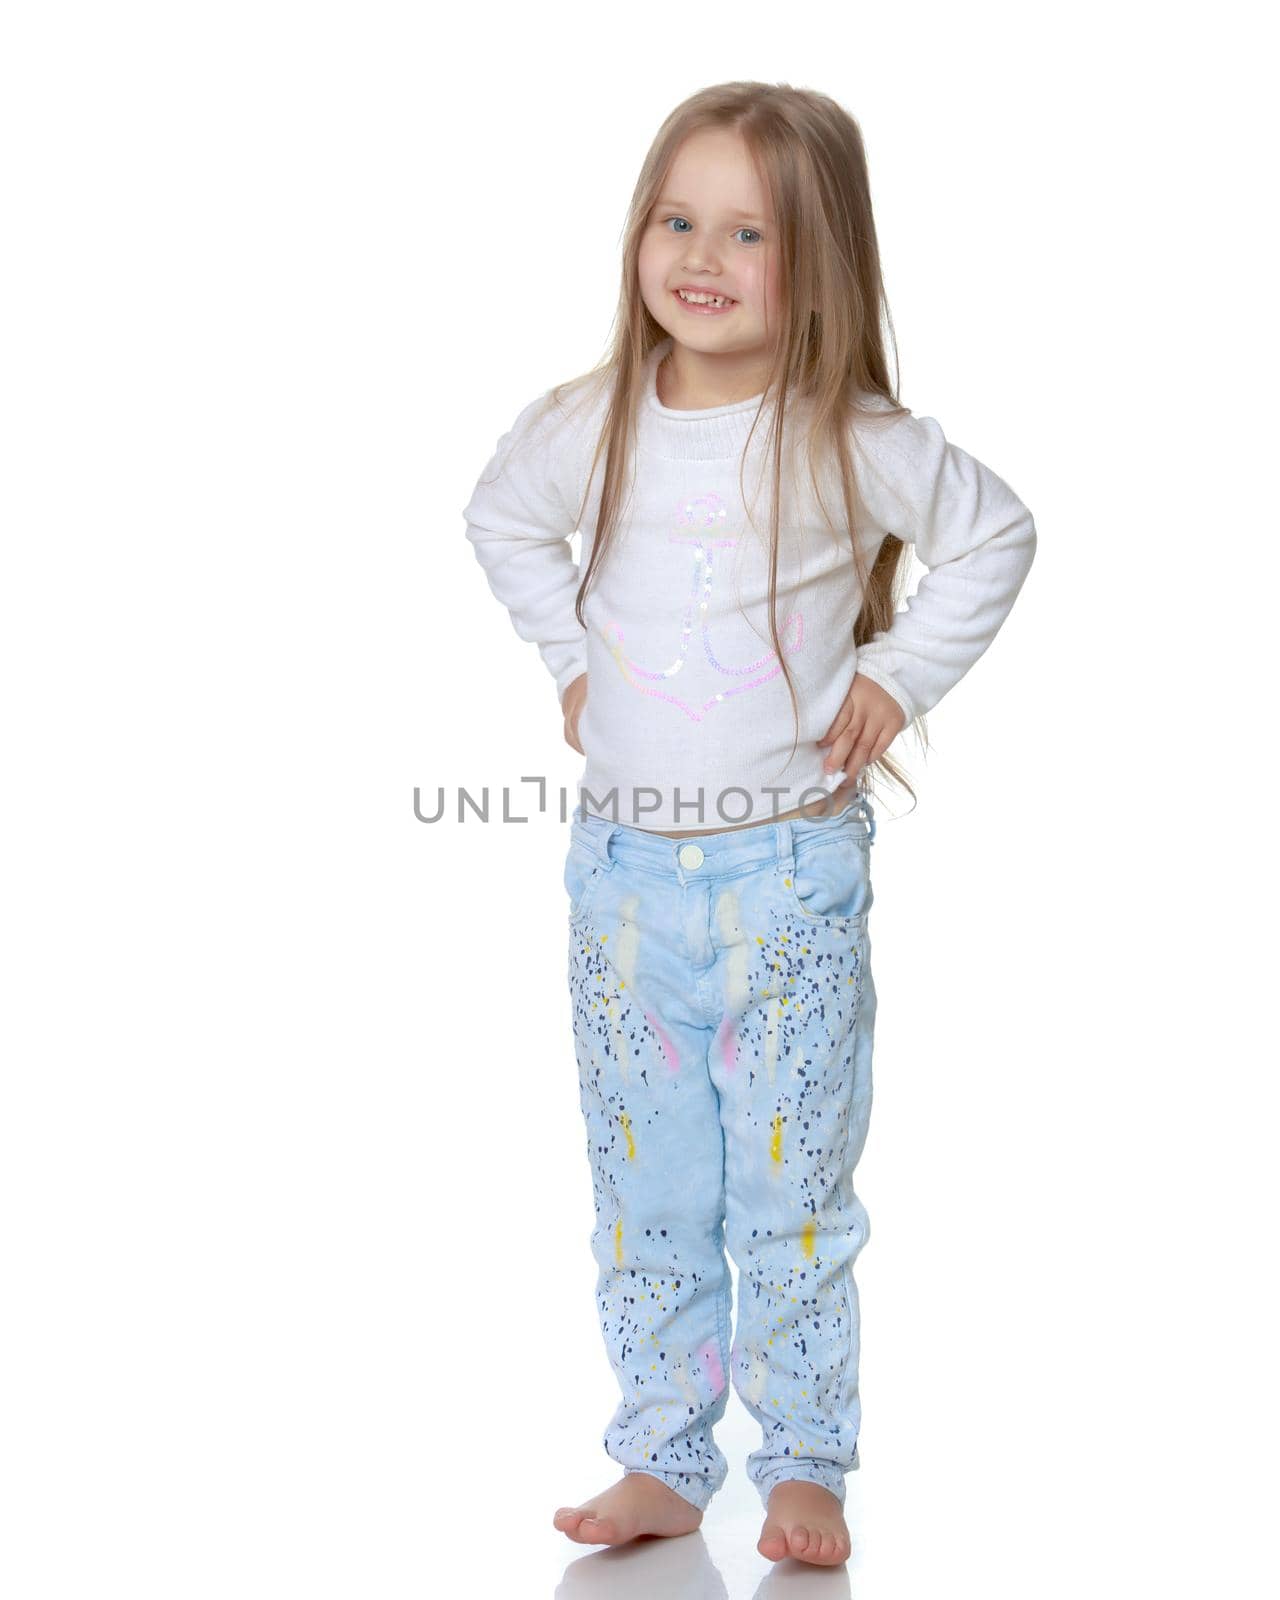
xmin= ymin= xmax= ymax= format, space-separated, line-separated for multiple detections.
xmin=680 ymin=241 xmax=723 ymax=273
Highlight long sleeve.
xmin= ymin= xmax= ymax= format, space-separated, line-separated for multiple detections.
xmin=851 ymin=410 xmax=1037 ymax=725
xmin=461 ymin=391 xmax=589 ymax=704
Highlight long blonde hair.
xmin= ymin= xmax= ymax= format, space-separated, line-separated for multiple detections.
xmin=553 ymin=81 xmax=924 ymax=807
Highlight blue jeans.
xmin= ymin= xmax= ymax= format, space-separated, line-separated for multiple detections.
xmin=564 ymin=794 xmax=878 ymax=1512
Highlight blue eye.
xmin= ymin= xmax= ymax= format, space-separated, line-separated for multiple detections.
xmin=662 ymin=217 xmax=763 ymax=245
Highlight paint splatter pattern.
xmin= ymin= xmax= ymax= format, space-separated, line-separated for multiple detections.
xmin=565 ymin=822 xmax=876 ymax=1511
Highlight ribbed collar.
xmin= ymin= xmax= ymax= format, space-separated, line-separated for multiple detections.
xmin=637 ymin=336 xmax=778 ymax=461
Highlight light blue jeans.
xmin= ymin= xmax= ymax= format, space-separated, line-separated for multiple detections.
xmin=564 ymin=794 xmax=878 ymax=1512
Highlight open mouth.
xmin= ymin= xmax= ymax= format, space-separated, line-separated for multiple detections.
xmin=673 ymin=289 xmax=737 ymax=314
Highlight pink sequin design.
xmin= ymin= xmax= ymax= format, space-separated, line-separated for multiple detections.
xmin=602 ymin=493 xmax=803 ymax=722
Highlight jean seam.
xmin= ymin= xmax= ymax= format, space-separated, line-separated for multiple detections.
xmin=833 ymin=958 xmax=869 ymax=1464
xmin=715 ymin=1244 xmax=732 ymax=1409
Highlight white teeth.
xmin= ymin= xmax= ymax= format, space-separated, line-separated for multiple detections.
xmin=677 ymin=290 xmax=733 ymax=306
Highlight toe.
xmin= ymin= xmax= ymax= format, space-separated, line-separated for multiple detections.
xmin=788 ymin=1524 xmax=811 ymax=1556
xmin=757 ymin=1521 xmax=788 ymax=1561
xmin=558 ymin=1508 xmax=595 ymax=1542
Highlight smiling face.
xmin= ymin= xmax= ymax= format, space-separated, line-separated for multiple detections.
xmin=637 ymin=127 xmax=783 ymax=397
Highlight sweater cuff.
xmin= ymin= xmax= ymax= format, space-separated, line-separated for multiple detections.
xmin=852 ymin=660 xmax=915 ymax=730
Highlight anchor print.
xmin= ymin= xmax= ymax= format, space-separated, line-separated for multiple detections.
xmin=602 ymin=492 xmax=804 ymax=722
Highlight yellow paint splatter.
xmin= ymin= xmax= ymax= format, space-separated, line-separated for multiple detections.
xmin=619 ymin=1110 xmax=635 ymax=1159
xmin=614 ymin=1215 xmax=624 ymax=1265
xmin=800 ymin=1215 xmax=817 ymax=1259
xmin=770 ymin=1113 xmax=784 ymax=1163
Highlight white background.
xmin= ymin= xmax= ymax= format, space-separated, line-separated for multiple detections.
xmin=3 ymin=2 xmax=1276 ymax=1595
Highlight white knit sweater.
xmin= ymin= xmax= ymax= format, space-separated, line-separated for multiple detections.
xmin=463 ymin=337 xmax=1036 ymax=831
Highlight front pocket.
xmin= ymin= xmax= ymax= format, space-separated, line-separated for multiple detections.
xmin=563 ymin=840 xmax=604 ymax=921
xmin=780 ymin=836 xmax=871 ymax=928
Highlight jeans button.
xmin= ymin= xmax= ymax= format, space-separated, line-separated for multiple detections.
xmin=678 ymin=843 xmax=705 ymax=870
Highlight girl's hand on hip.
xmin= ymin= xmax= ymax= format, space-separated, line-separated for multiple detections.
xmin=817 ymin=673 xmax=907 ymax=780
xmin=561 ymin=672 xmax=588 ymax=755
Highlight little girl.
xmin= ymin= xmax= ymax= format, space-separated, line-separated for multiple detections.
xmin=462 ymin=82 xmax=1036 ymax=1568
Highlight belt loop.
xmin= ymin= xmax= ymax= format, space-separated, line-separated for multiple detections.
xmin=858 ymin=795 xmax=877 ymax=845
xmin=599 ymin=820 xmax=619 ymax=868
xmin=775 ymin=817 xmax=795 ymax=876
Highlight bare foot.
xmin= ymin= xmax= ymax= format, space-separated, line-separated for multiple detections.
xmin=757 ymin=1479 xmax=852 ymax=1566
xmin=552 ymin=1471 xmax=704 ymax=1546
